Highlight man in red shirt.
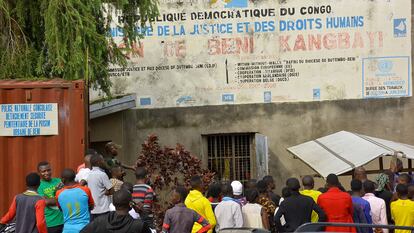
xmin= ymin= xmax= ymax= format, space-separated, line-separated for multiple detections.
xmin=317 ymin=174 xmax=356 ymax=233
xmin=0 ymin=173 xmax=47 ymax=233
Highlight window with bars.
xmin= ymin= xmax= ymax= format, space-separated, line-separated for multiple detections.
xmin=206 ymin=134 xmax=254 ymax=183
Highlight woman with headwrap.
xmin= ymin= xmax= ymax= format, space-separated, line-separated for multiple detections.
xmin=375 ymin=173 xmax=394 ymax=226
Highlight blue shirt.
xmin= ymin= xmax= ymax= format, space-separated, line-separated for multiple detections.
xmin=352 ymin=196 xmax=373 ymax=233
xmin=56 ymin=185 xmax=94 ymax=233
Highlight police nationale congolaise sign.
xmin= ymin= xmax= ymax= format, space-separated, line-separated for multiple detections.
xmin=0 ymin=104 xmax=58 ymax=136
xmin=99 ymin=0 xmax=412 ymax=108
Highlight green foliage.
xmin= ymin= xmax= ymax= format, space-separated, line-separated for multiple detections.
xmin=0 ymin=0 xmax=158 ymax=95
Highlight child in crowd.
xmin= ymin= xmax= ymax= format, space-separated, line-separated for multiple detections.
xmin=110 ymin=165 xmax=126 ymax=192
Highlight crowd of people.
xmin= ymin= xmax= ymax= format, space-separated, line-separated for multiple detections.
xmin=0 ymin=144 xmax=414 ymax=233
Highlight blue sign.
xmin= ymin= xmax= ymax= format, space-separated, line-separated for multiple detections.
xmin=313 ymin=88 xmax=321 ymax=100
xmin=222 ymin=94 xmax=235 ymax=102
xmin=176 ymin=96 xmax=194 ymax=105
xmin=264 ymin=91 xmax=272 ymax=103
xmin=225 ymin=0 xmax=248 ymax=8
xmin=140 ymin=97 xmax=152 ymax=106
xmin=394 ymin=18 xmax=407 ymax=37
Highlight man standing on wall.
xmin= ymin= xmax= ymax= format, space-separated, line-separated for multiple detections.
xmin=104 ymin=142 xmax=135 ymax=171
xmin=37 ymin=161 xmax=64 ymax=233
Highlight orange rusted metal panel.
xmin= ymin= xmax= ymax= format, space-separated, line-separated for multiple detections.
xmin=0 ymin=79 xmax=85 ymax=214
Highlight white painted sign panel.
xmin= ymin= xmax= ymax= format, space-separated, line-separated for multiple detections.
xmin=0 ymin=103 xmax=59 ymax=136
xmin=100 ymin=0 xmax=412 ymax=108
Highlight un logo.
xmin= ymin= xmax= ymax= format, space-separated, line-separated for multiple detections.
xmin=377 ymin=60 xmax=393 ymax=73
xmin=394 ymin=18 xmax=407 ymax=37
xmin=211 ymin=0 xmax=247 ymax=8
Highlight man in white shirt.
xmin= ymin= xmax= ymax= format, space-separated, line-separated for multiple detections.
xmin=362 ymin=180 xmax=388 ymax=233
xmin=75 ymin=154 xmax=92 ymax=185
xmin=214 ymin=182 xmax=243 ymax=231
xmin=87 ymin=154 xmax=114 ymax=220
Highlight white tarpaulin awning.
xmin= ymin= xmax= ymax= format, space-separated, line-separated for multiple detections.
xmin=287 ymin=131 xmax=414 ymax=178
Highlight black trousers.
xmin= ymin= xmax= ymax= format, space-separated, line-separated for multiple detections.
xmin=47 ymin=225 xmax=63 ymax=233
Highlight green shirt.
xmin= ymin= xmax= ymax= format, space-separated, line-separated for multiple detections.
xmin=38 ymin=178 xmax=64 ymax=227
xmin=105 ymin=157 xmax=121 ymax=168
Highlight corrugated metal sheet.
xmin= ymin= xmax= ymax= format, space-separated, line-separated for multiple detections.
xmin=0 ymin=79 xmax=85 ymax=214
xmin=287 ymin=131 xmax=414 ymax=178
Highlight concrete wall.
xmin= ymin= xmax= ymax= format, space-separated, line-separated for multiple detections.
xmin=90 ymin=5 xmax=414 ymax=190
xmin=120 ymin=98 xmax=414 ymax=188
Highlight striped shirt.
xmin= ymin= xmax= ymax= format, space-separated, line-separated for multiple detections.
xmin=133 ymin=184 xmax=155 ymax=228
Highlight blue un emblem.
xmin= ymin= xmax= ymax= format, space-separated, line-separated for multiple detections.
xmin=225 ymin=0 xmax=248 ymax=8
xmin=394 ymin=18 xmax=407 ymax=37
xmin=377 ymin=60 xmax=393 ymax=73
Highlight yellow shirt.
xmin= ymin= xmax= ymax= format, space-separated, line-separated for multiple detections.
xmin=300 ymin=189 xmax=322 ymax=222
xmin=391 ymin=199 xmax=414 ymax=233
xmin=185 ymin=190 xmax=216 ymax=233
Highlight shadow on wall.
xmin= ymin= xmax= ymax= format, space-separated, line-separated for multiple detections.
xmin=268 ymin=149 xmax=292 ymax=191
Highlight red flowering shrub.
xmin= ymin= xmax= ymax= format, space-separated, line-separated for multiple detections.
xmin=136 ymin=134 xmax=215 ymax=231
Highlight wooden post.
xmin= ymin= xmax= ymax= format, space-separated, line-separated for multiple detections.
xmin=379 ymin=157 xmax=384 ymax=171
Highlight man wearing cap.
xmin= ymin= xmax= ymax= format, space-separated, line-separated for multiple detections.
xmin=104 ymin=142 xmax=135 ymax=172
xmin=231 ymin=181 xmax=247 ymax=206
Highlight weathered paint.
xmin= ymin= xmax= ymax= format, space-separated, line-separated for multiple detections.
xmin=93 ymin=0 xmax=412 ymax=108
xmin=0 ymin=79 xmax=85 ymax=214
xmin=90 ymin=0 xmax=414 ymax=190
